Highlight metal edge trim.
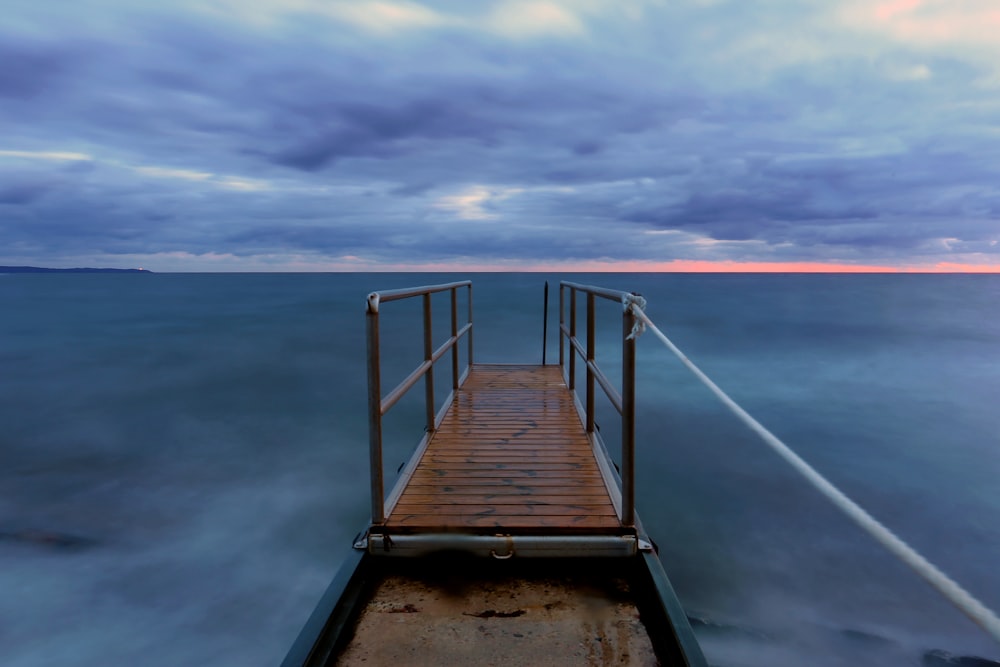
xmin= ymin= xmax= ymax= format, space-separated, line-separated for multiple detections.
xmin=280 ymin=548 xmax=370 ymax=667
xmin=635 ymin=549 xmax=709 ymax=667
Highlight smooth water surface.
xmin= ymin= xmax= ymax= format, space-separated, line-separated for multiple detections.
xmin=1 ymin=272 xmax=998 ymax=666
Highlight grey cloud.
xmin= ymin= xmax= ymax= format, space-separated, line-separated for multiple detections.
xmin=571 ymin=141 xmax=603 ymax=156
xmin=0 ymin=180 xmax=51 ymax=205
xmin=3 ymin=1 xmax=1000 ymax=268
xmin=0 ymin=36 xmax=75 ymax=99
xmin=266 ymin=97 xmax=509 ymax=171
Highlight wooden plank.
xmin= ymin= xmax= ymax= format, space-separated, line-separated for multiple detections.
xmin=425 ymin=444 xmax=590 ymax=450
xmin=402 ymin=485 xmax=609 ymax=495
xmin=388 ymin=515 xmax=621 ymax=529
xmin=437 ymin=424 xmax=581 ymax=430
xmin=432 ymin=428 xmax=588 ymax=434
xmin=421 ymin=460 xmax=594 ymax=467
xmin=393 ymin=503 xmax=617 ymax=516
xmin=420 ymin=461 xmax=594 ymax=468
xmin=398 ymin=494 xmax=614 ymax=505
xmin=403 ymin=477 xmax=604 ymax=487
xmin=428 ymin=438 xmax=589 ymax=444
xmin=384 ymin=364 xmax=623 ymax=536
xmin=411 ymin=470 xmax=602 ymax=480
xmin=423 ymin=449 xmax=591 ymax=455
xmin=431 ymin=428 xmax=584 ymax=434
xmin=410 ymin=465 xmax=603 ymax=473
xmin=426 ymin=448 xmax=592 ymax=453
xmin=417 ymin=464 xmax=592 ymax=472
xmin=429 ymin=437 xmax=588 ymax=443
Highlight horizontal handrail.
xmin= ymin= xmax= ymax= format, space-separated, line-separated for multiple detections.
xmin=588 ymin=358 xmax=623 ymax=414
xmin=562 ymin=324 xmax=623 ymax=413
xmin=380 ymin=360 xmax=433 ymax=417
xmin=563 ymin=326 xmax=586 ymax=364
xmin=369 ymin=280 xmax=472 ymax=305
xmin=560 ymin=280 xmax=631 ymax=303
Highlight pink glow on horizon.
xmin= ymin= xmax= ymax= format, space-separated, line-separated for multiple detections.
xmin=874 ymin=0 xmax=923 ymax=21
xmin=858 ymin=1 xmax=1000 ymax=47
xmin=331 ymin=258 xmax=1000 ymax=273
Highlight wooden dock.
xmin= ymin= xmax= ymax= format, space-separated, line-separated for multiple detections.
xmin=380 ymin=364 xmax=623 ymax=535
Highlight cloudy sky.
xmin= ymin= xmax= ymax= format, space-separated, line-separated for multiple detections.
xmin=2 ymin=0 xmax=1000 ymax=272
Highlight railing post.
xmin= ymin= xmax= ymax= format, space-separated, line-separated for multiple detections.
xmin=366 ymin=297 xmax=385 ymax=525
xmin=467 ymin=283 xmax=474 ymax=366
xmin=558 ymin=284 xmax=565 ymax=369
xmin=450 ymin=287 xmax=459 ymax=390
xmin=542 ymin=281 xmax=549 ymax=365
xmin=423 ymin=293 xmax=435 ymax=432
xmin=622 ymin=297 xmax=637 ymax=528
xmin=569 ymin=287 xmax=577 ymax=391
xmin=586 ymin=292 xmax=596 ymax=434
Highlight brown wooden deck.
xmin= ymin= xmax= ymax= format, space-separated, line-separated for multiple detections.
xmin=382 ymin=364 xmax=624 ymax=535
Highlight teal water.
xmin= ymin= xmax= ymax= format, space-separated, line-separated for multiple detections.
xmin=1 ymin=273 xmax=998 ymax=666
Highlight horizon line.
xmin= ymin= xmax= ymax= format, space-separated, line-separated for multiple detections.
xmin=226 ymin=258 xmax=1000 ymax=273
xmin=6 ymin=259 xmax=1000 ymax=273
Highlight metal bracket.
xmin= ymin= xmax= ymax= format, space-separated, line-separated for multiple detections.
xmin=352 ymin=531 xmax=368 ymax=550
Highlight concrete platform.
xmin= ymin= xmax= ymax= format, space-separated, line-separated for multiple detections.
xmin=337 ymin=558 xmax=658 ymax=666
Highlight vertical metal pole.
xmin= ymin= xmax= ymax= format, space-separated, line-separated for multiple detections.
xmin=467 ymin=283 xmax=474 ymax=367
xmin=423 ymin=293 xmax=435 ymax=432
xmin=558 ymin=284 xmax=565 ymax=369
xmin=568 ymin=288 xmax=577 ymax=391
xmin=622 ymin=297 xmax=637 ymax=528
xmin=542 ymin=281 xmax=549 ymax=365
xmin=451 ymin=287 xmax=459 ymax=389
xmin=586 ymin=292 xmax=596 ymax=434
xmin=366 ymin=300 xmax=384 ymax=524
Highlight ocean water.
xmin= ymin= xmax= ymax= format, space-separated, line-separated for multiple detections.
xmin=1 ymin=272 xmax=998 ymax=666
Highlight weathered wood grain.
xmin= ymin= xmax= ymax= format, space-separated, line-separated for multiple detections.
xmin=384 ymin=365 xmax=623 ymax=534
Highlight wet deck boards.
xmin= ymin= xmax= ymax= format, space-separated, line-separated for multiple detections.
xmin=383 ymin=364 xmax=623 ymax=535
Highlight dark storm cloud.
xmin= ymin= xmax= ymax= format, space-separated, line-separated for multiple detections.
xmin=2 ymin=1 xmax=1000 ymax=269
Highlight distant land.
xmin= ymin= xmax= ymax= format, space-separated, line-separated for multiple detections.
xmin=0 ymin=266 xmax=153 ymax=274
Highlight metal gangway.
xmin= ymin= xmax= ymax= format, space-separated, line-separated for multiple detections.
xmin=360 ymin=280 xmax=651 ymax=559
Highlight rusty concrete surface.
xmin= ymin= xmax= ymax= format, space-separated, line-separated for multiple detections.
xmin=337 ymin=558 xmax=659 ymax=666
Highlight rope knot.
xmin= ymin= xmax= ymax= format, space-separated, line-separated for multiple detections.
xmin=622 ymin=293 xmax=647 ymax=340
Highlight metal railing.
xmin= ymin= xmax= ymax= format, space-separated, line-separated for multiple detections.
xmin=558 ymin=281 xmax=639 ymax=527
xmin=365 ymin=281 xmax=473 ymax=524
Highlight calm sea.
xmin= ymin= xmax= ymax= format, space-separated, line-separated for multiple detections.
xmin=1 ymin=272 xmax=998 ymax=666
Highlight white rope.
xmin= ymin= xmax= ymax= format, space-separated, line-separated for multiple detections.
xmin=627 ymin=304 xmax=1000 ymax=645
xmin=623 ymin=293 xmax=647 ymax=340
